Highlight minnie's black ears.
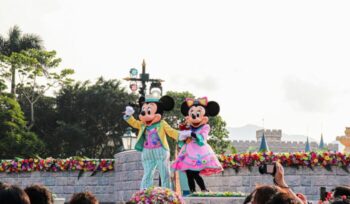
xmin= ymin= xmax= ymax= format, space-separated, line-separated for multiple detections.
xmin=180 ymin=102 xmax=190 ymax=116
xmin=207 ymin=101 xmax=220 ymax=116
xmin=160 ymin=95 xmax=175 ymax=111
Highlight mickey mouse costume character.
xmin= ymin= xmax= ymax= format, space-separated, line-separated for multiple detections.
xmin=123 ymin=95 xmax=183 ymax=189
xmin=171 ymin=97 xmax=223 ymax=193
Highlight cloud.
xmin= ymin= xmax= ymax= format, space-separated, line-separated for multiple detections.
xmin=283 ymin=76 xmax=335 ymax=113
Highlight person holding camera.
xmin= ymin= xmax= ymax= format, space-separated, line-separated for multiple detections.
xmin=253 ymin=161 xmax=307 ymax=204
xmin=272 ymin=162 xmax=307 ymax=204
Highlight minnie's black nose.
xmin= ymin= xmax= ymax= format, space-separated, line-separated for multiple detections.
xmin=141 ymin=111 xmax=146 ymax=116
xmin=191 ymin=113 xmax=196 ymax=120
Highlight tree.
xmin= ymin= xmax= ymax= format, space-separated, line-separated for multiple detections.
xmin=207 ymin=115 xmax=232 ymax=154
xmin=5 ymin=49 xmax=74 ymax=129
xmin=0 ymin=25 xmax=43 ymax=96
xmin=17 ymin=94 xmax=58 ymax=157
xmin=0 ymin=95 xmax=44 ymax=158
xmin=53 ymin=78 xmax=137 ymax=158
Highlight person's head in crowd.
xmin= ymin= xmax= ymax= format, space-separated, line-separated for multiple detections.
xmin=24 ymin=184 xmax=54 ymax=204
xmin=330 ymin=199 xmax=350 ymax=204
xmin=0 ymin=181 xmax=9 ymax=190
xmin=0 ymin=184 xmax=31 ymax=204
xmin=69 ymin=191 xmax=99 ymax=204
xmin=243 ymin=191 xmax=254 ymax=204
xmin=252 ymin=185 xmax=280 ymax=204
xmin=333 ymin=186 xmax=350 ymax=198
xmin=266 ymin=192 xmax=299 ymax=204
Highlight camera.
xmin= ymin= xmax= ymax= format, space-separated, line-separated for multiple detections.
xmin=320 ymin=187 xmax=330 ymax=201
xmin=258 ymin=163 xmax=276 ymax=176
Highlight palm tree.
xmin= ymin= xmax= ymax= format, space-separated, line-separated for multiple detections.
xmin=0 ymin=25 xmax=43 ymax=97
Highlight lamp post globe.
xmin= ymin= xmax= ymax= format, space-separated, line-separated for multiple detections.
xmin=122 ymin=127 xmax=137 ymax=151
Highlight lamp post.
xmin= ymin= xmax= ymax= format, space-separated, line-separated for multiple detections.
xmin=122 ymin=127 xmax=137 ymax=151
xmin=123 ymin=60 xmax=164 ymax=97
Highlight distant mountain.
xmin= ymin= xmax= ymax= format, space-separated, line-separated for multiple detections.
xmin=228 ymin=124 xmax=317 ymax=142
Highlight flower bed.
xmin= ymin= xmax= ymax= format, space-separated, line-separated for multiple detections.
xmin=0 ymin=158 xmax=114 ymax=173
xmin=189 ymin=191 xmax=246 ymax=197
xmin=1 ymin=151 xmax=350 ymax=174
xmin=129 ymin=186 xmax=184 ymax=204
xmin=218 ymin=151 xmax=350 ymax=172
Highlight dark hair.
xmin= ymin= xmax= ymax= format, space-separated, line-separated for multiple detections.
xmin=0 ymin=182 xmax=9 ymax=190
xmin=138 ymin=95 xmax=175 ymax=115
xmin=334 ymin=186 xmax=350 ymax=198
xmin=24 ymin=184 xmax=53 ymax=204
xmin=181 ymin=100 xmax=220 ymax=117
xmin=69 ymin=191 xmax=99 ymax=204
xmin=266 ymin=192 xmax=297 ymax=204
xmin=243 ymin=191 xmax=254 ymax=204
xmin=253 ymin=185 xmax=279 ymax=204
xmin=0 ymin=184 xmax=31 ymax=204
xmin=331 ymin=201 xmax=350 ymax=204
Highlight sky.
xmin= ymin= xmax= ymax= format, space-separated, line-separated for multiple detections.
xmin=1 ymin=0 xmax=350 ymax=143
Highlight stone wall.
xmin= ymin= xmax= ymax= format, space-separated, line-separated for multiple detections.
xmin=0 ymin=171 xmax=115 ymax=203
xmin=232 ymin=140 xmax=338 ymax=153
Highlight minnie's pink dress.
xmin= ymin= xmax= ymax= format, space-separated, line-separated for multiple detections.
xmin=171 ymin=124 xmax=223 ymax=176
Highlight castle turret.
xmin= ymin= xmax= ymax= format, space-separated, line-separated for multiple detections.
xmin=305 ymin=137 xmax=311 ymax=152
xmin=258 ymin=132 xmax=270 ymax=152
xmin=319 ymin=133 xmax=325 ymax=150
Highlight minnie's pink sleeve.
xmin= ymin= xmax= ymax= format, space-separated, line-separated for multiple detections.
xmin=198 ymin=124 xmax=210 ymax=141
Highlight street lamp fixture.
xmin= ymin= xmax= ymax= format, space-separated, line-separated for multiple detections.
xmin=122 ymin=127 xmax=137 ymax=151
xmin=123 ymin=60 xmax=164 ymax=97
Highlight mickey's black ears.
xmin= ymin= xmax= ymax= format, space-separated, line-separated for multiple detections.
xmin=160 ymin=95 xmax=175 ymax=111
xmin=138 ymin=96 xmax=145 ymax=108
xmin=207 ymin=101 xmax=220 ymax=116
xmin=181 ymin=102 xmax=190 ymax=116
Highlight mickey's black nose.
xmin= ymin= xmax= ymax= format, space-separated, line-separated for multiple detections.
xmin=141 ymin=111 xmax=146 ymax=116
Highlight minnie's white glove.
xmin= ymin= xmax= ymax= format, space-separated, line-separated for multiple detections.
xmin=179 ymin=130 xmax=192 ymax=141
xmin=124 ymin=106 xmax=135 ymax=116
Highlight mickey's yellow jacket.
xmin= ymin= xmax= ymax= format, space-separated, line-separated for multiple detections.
xmin=124 ymin=116 xmax=179 ymax=151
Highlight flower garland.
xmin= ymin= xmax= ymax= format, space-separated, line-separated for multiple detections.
xmin=190 ymin=191 xmax=246 ymax=197
xmin=0 ymin=158 xmax=114 ymax=173
xmin=218 ymin=151 xmax=350 ymax=172
xmin=128 ymin=186 xmax=184 ymax=204
xmin=1 ymin=151 xmax=350 ymax=174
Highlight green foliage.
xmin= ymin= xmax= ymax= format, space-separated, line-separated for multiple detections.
xmin=0 ymin=25 xmax=43 ymax=96
xmin=51 ymin=77 xmax=137 ymax=158
xmin=3 ymin=49 xmax=74 ymax=129
xmin=0 ymin=95 xmax=44 ymax=158
xmin=207 ymin=115 xmax=232 ymax=154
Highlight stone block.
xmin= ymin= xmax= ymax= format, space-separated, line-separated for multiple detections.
xmin=56 ymin=177 xmax=67 ymax=186
xmin=285 ymin=175 xmax=301 ymax=186
xmin=63 ymin=186 xmax=74 ymax=194
xmin=301 ymin=176 xmax=311 ymax=186
xmin=312 ymin=176 xmax=328 ymax=186
xmin=227 ymin=176 xmax=243 ymax=187
xmin=44 ymin=177 xmax=55 ymax=186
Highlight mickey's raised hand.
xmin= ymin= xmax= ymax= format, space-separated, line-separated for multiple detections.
xmin=124 ymin=106 xmax=135 ymax=116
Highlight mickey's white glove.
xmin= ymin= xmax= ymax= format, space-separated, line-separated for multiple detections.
xmin=179 ymin=130 xmax=192 ymax=141
xmin=124 ymin=106 xmax=135 ymax=116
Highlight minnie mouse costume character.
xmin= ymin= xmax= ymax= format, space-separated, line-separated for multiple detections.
xmin=123 ymin=95 xmax=182 ymax=189
xmin=171 ymin=97 xmax=223 ymax=193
